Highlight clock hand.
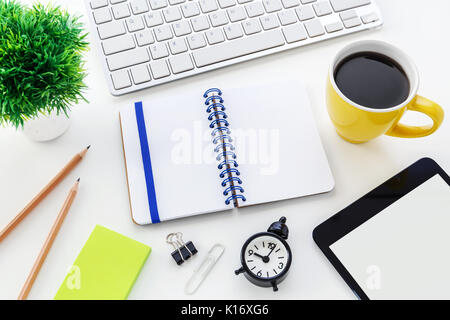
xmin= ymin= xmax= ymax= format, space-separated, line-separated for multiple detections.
xmin=267 ymin=245 xmax=276 ymax=258
xmin=254 ymin=252 xmax=270 ymax=263
xmin=253 ymin=253 xmax=265 ymax=259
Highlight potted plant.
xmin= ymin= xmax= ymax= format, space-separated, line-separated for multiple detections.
xmin=0 ymin=1 xmax=89 ymax=141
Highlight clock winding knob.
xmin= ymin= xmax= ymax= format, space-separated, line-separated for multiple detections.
xmin=267 ymin=216 xmax=289 ymax=240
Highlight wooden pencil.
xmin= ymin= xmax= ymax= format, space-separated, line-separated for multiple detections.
xmin=18 ymin=179 xmax=80 ymax=300
xmin=0 ymin=146 xmax=89 ymax=242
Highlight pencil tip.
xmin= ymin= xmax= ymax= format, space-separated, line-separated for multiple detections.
xmin=77 ymin=178 xmax=81 ymax=182
xmin=87 ymin=145 xmax=91 ymax=150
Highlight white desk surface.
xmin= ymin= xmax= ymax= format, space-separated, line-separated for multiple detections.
xmin=0 ymin=0 xmax=449 ymax=300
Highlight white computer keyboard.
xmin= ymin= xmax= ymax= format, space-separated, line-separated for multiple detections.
xmin=85 ymin=0 xmax=383 ymax=95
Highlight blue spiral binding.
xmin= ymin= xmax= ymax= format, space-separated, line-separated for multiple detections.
xmin=225 ymin=195 xmax=247 ymax=205
xmin=205 ymin=96 xmax=224 ymax=106
xmin=212 ymin=134 xmax=232 ymax=145
xmin=223 ymin=186 xmax=244 ymax=196
xmin=208 ymin=111 xmax=227 ymax=121
xmin=216 ymin=151 xmax=237 ymax=161
xmin=214 ymin=143 xmax=235 ymax=153
xmin=204 ymin=88 xmax=246 ymax=207
xmin=218 ymin=160 xmax=238 ymax=170
xmin=211 ymin=127 xmax=231 ymax=136
xmin=203 ymin=88 xmax=222 ymax=97
xmin=219 ymin=168 xmax=240 ymax=178
xmin=209 ymin=119 xmax=229 ymax=128
xmin=206 ymin=103 xmax=226 ymax=113
xmin=221 ymin=177 xmax=242 ymax=187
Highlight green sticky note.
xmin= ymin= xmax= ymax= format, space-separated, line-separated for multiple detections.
xmin=55 ymin=225 xmax=151 ymax=300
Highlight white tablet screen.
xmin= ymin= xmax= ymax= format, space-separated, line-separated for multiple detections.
xmin=330 ymin=174 xmax=450 ymax=300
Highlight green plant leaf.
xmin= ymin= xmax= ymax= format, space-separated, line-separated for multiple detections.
xmin=0 ymin=0 xmax=89 ymax=128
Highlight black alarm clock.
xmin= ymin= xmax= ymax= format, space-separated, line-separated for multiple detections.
xmin=235 ymin=217 xmax=292 ymax=291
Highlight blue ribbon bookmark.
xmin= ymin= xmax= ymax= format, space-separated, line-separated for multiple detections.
xmin=134 ymin=102 xmax=160 ymax=224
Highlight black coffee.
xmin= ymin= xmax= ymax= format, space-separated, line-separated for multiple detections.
xmin=334 ymin=52 xmax=410 ymax=109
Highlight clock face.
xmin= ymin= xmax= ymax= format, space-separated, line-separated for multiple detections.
xmin=243 ymin=233 xmax=291 ymax=280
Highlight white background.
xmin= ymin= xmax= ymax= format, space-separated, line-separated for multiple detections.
xmin=0 ymin=0 xmax=449 ymax=300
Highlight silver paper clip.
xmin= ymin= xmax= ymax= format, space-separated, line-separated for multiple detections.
xmin=185 ymin=244 xmax=225 ymax=295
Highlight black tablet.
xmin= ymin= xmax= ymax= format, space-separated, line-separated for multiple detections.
xmin=313 ymin=158 xmax=450 ymax=300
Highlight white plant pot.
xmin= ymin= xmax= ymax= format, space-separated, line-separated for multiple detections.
xmin=23 ymin=110 xmax=72 ymax=142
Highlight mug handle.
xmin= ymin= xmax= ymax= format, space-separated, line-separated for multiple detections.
xmin=386 ymin=95 xmax=444 ymax=138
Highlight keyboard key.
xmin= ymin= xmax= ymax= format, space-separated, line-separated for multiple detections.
xmin=126 ymin=16 xmax=145 ymax=32
xmin=150 ymin=43 xmax=169 ymax=59
xmin=238 ymin=0 xmax=253 ymax=3
xmin=209 ymin=11 xmax=229 ymax=27
xmin=131 ymin=64 xmax=151 ymax=84
xmin=304 ymin=19 xmax=325 ymax=37
xmin=245 ymin=2 xmax=265 ymax=17
xmin=199 ymin=0 xmax=219 ymax=13
xmin=130 ymin=0 xmax=149 ymax=14
xmin=135 ymin=29 xmax=155 ymax=46
xmin=191 ymin=16 xmax=210 ymax=31
xmin=111 ymin=0 xmax=127 ymax=3
xmin=149 ymin=38 xmax=171 ymax=56
xmin=149 ymin=0 xmax=168 ymax=10
xmin=163 ymin=7 xmax=182 ymax=23
xmin=278 ymin=10 xmax=297 ymax=25
xmin=361 ymin=12 xmax=378 ymax=24
xmin=145 ymin=12 xmax=164 ymax=27
xmin=242 ymin=18 xmax=261 ymax=34
xmin=263 ymin=0 xmax=282 ymax=13
xmin=169 ymin=0 xmax=186 ymax=4
xmin=91 ymin=0 xmax=108 ymax=9
xmin=193 ymin=29 xmax=285 ymax=67
xmin=181 ymin=2 xmax=200 ymax=18
xmin=224 ymin=23 xmax=244 ymax=39
xmin=329 ymin=0 xmax=370 ymax=12
xmin=205 ymin=29 xmax=225 ymax=44
xmin=102 ymin=34 xmax=135 ymax=55
xmin=107 ymin=48 xmax=150 ymax=71
xmin=173 ymin=20 xmax=192 ymax=36
xmin=313 ymin=1 xmax=332 ymax=16
xmin=93 ymin=7 xmax=112 ymax=24
xmin=111 ymin=70 xmax=131 ymax=89
xmin=218 ymin=0 xmax=236 ymax=8
xmin=325 ymin=21 xmax=343 ymax=33
xmin=112 ymin=3 xmax=131 ymax=19
xmin=300 ymin=0 xmax=316 ymax=3
xmin=169 ymin=38 xmax=188 ymax=54
xmin=343 ymin=17 xmax=361 ymax=28
xmin=340 ymin=10 xmax=357 ymax=21
xmin=187 ymin=33 xmax=207 ymax=49
xmin=169 ymin=53 xmax=194 ymax=73
xmin=281 ymin=0 xmax=299 ymax=8
xmin=227 ymin=7 xmax=247 ymax=22
xmin=154 ymin=25 xmax=173 ymax=41
xmin=282 ymin=23 xmax=307 ymax=43
xmin=150 ymin=60 xmax=171 ymax=79
xmin=260 ymin=14 xmax=279 ymax=30
xmin=295 ymin=5 xmax=314 ymax=21
xmin=97 ymin=21 xmax=126 ymax=39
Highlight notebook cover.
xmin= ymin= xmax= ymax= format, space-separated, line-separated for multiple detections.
xmin=54 ymin=225 xmax=151 ymax=300
xmin=120 ymin=113 xmax=140 ymax=225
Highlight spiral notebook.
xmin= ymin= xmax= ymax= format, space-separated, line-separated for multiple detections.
xmin=119 ymin=81 xmax=334 ymax=225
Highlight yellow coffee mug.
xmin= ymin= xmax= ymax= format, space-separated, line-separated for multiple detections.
xmin=327 ymin=40 xmax=444 ymax=144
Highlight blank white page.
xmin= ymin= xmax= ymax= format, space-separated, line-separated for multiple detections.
xmin=331 ymin=174 xmax=450 ymax=300
xmin=120 ymin=93 xmax=229 ymax=225
xmin=227 ymin=82 xmax=334 ymax=207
